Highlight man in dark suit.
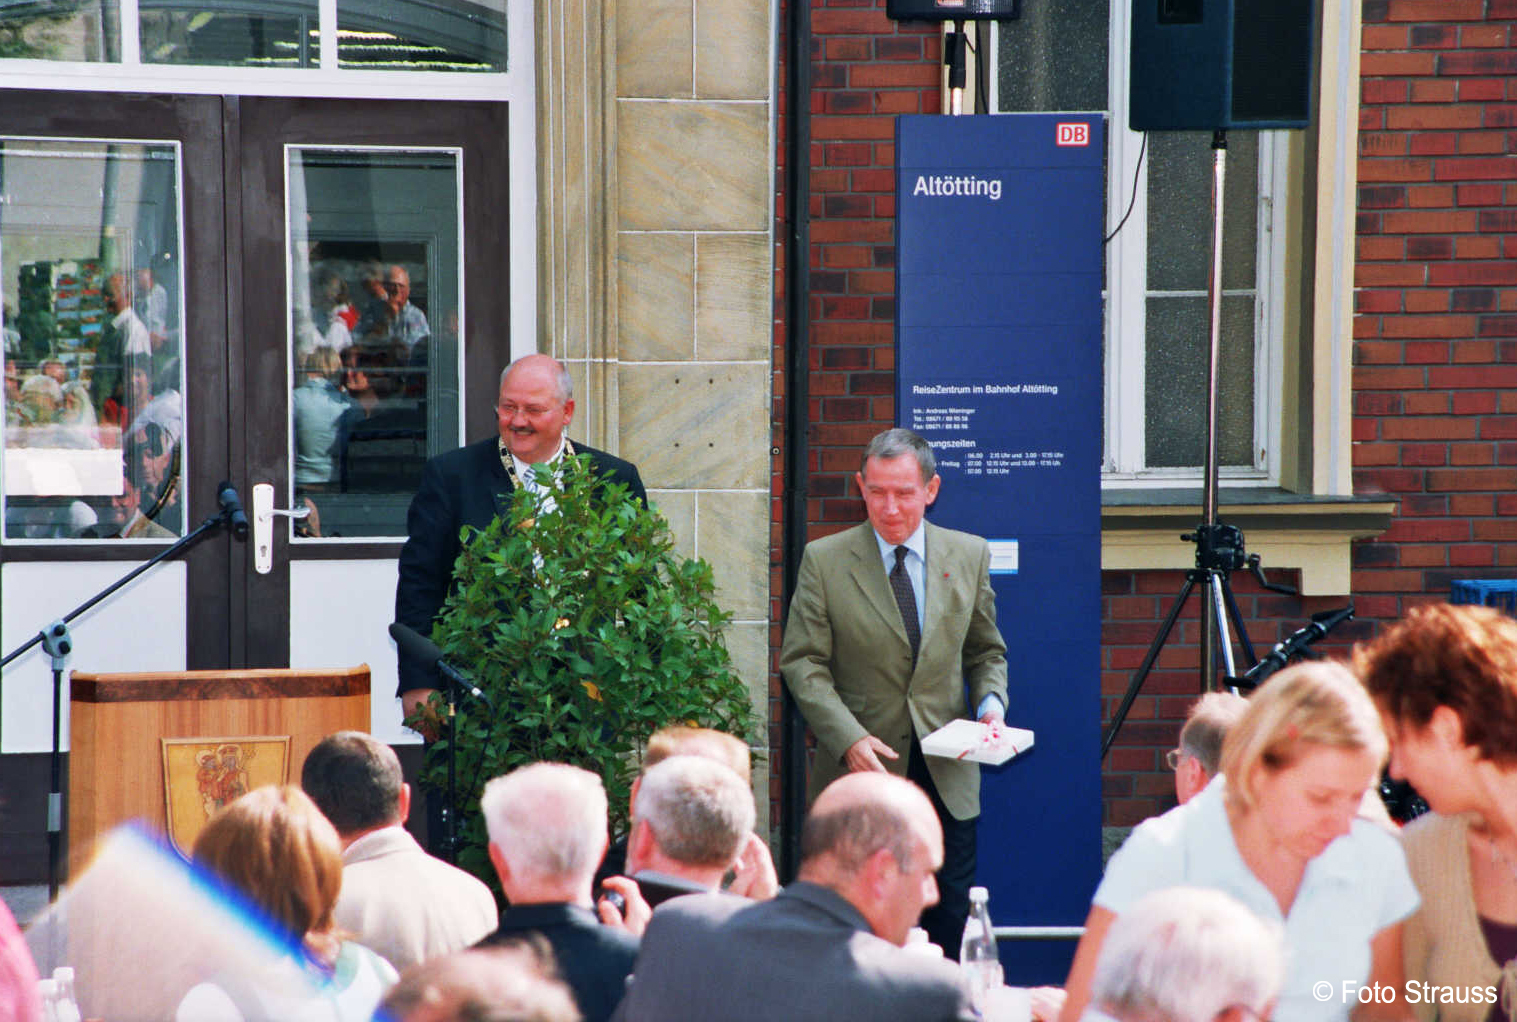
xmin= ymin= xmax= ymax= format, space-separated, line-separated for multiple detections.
xmin=611 ymin=772 xmax=974 ymax=1021
xmin=394 ymin=353 xmax=647 ymax=724
xmin=475 ymin=762 xmax=639 ymax=1022
xmin=780 ymin=427 xmax=1008 ymax=956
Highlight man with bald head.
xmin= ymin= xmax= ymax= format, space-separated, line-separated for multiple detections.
xmin=395 ymin=353 xmax=647 ymax=721
xmin=357 ymin=264 xmax=430 ymax=353
xmin=611 ymin=773 xmax=973 ymax=1021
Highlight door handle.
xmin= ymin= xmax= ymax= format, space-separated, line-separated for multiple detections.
xmin=251 ymin=483 xmax=311 ymax=575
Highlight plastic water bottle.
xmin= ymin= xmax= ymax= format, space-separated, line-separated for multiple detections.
xmin=960 ymin=886 xmax=1003 ymax=1017
xmin=51 ymin=967 xmax=83 ymax=1022
xmin=38 ymin=978 xmax=60 ymax=1022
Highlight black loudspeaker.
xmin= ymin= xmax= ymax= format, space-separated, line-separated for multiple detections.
xmin=888 ymin=0 xmax=1021 ymax=21
xmin=1129 ymin=0 xmax=1318 ymax=131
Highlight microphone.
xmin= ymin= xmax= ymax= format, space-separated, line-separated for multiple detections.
xmin=217 ymin=482 xmax=249 ymax=540
xmin=1235 ymin=604 xmax=1355 ymax=689
xmin=388 ymin=622 xmax=493 ymax=705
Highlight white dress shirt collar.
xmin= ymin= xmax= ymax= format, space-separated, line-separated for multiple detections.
xmin=872 ymin=519 xmax=926 ymax=567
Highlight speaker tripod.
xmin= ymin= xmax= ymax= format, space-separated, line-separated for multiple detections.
xmin=1101 ymin=130 xmax=1296 ymax=759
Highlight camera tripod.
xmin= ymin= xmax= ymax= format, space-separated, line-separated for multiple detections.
xmin=1100 ymin=522 xmax=1294 ymax=758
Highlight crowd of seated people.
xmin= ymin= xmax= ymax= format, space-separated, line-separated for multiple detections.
xmin=12 ymin=601 xmax=1517 ymax=1020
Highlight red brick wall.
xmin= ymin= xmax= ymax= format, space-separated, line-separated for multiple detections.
xmin=802 ymin=2 xmax=939 ymax=531
xmin=771 ymin=0 xmax=1517 ymax=830
xmin=770 ymin=0 xmax=941 ymax=822
xmin=1355 ymin=0 xmax=1517 ymax=584
xmin=1353 ymin=7 xmax=1517 ymax=618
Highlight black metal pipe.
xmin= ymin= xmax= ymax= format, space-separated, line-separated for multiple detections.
xmin=779 ymin=0 xmax=813 ymax=884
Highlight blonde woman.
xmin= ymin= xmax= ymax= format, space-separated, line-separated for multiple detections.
xmin=1357 ymin=603 xmax=1517 ymax=1022
xmin=1060 ymin=662 xmax=1418 ymax=1022
xmin=176 ymin=785 xmax=397 ymax=1021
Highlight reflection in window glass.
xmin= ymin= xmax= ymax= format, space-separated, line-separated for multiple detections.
xmin=996 ymin=0 xmax=1106 ymax=113
xmin=0 ymin=2 xmax=116 ymax=61
xmin=140 ymin=2 xmax=319 ymax=67
xmin=1145 ymin=132 xmax=1260 ymax=469
xmin=288 ymin=148 xmax=460 ymax=539
xmin=337 ymin=0 xmax=505 ymax=71
xmin=2 ymin=139 xmax=186 ymax=541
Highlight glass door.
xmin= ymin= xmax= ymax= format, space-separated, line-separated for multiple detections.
xmin=0 ymin=91 xmax=229 ymax=755
xmin=0 ymin=92 xmax=510 ymax=752
xmin=235 ymin=98 xmax=510 ymax=731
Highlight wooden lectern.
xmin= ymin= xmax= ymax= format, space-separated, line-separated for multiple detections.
xmin=67 ymin=665 xmax=370 ymax=876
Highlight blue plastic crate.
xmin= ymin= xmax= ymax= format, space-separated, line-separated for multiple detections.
xmin=1450 ymin=579 xmax=1517 ymax=614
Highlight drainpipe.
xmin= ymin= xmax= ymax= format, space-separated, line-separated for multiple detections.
xmin=779 ymin=0 xmax=812 ymax=882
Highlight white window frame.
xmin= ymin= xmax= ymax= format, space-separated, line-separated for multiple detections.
xmin=0 ymin=0 xmax=537 ymax=356
xmin=991 ymin=1 xmax=1288 ymax=489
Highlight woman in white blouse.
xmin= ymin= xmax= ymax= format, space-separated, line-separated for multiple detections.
xmin=1059 ymin=661 xmax=1418 ymax=1022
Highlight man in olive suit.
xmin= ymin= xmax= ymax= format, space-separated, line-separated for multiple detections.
xmin=781 ymin=427 xmax=1008 ymax=956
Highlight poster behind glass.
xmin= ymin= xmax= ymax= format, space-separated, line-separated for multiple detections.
xmin=2 ymin=140 xmax=185 ymax=541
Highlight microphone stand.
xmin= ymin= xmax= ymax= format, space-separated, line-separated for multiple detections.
xmin=0 ymin=503 xmax=246 ymax=899
xmin=433 ymin=658 xmax=470 ymax=865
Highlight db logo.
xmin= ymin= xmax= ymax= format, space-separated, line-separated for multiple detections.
xmin=1056 ymin=123 xmax=1090 ymax=147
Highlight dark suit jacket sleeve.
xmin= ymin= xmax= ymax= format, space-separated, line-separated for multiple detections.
xmin=963 ymin=539 xmax=1009 ymax=713
xmin=394 ymin=453 xmax=459 ymax=695
xmin=622 ymin=464 xmax=647 ymax=507
xmin=586 ymin=448 xmax=647 ymax=507
xmin=778 ymin=544 xmax=871 ymax=763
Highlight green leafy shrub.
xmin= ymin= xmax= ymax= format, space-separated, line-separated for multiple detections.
xmin=417 ymin=454 xmax=754 ymax=884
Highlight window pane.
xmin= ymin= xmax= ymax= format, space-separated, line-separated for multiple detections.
xmin=1145 ymin=132 xmax=1259 ymax=292
xmin=996 ymin=0 xmax=1106 ymax=113
xmin=2 ymin=139 xmax=186 ymax=541
xmin=288 ymin=148 xmax=461 ymax=539
xmin=0 ymin=2 xmax=116 ymax=61
xmin=337 ymin=0 xmax=505 ymax=71
xmin=1144 ymin=294 xmax=1255 ymax=469
xmin=140 ymin=2 xmax=319 ymax=67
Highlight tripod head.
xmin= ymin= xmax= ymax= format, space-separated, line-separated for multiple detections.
xmin=1182 ymin=523 xmax=1246 ymax=572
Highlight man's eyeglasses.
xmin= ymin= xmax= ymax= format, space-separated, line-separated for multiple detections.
xmin=1166 ymin=747 xmax=1187 ymax=771
xmin=498 ymin=403 xmax=555 ymax=419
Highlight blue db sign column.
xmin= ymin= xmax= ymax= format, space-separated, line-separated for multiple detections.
xmin=896 ymin=113 xmax=1105 ymax=984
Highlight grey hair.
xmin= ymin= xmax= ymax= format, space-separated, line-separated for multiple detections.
xmin=500 ymin=357 xmax=573 ymax=404
xmin=480 ymin=763 xmax=606 ymax=885
xmin=860 ymin=428 xmax=935 ymax=483
xmin=1178 ymin=691 xmax=1249 ymax=776
xmin=633 ymin=755 xmax=755 ymax=869
xmin=1092 ymin=887 xmax=1284 ymax=1022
